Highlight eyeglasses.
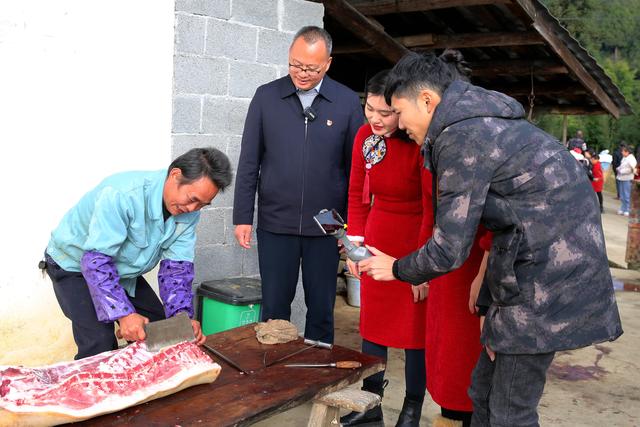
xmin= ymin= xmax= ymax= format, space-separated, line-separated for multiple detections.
xmin=288 ymin=62 xmax=325 ymax=75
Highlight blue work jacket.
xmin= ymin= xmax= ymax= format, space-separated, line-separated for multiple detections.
xmin=233 ymin=75 xmax=364 ymax=235
xmin=47 ymin=170 xmax=200 ymax=294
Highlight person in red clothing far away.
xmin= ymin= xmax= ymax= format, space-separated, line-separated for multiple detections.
xmin=587 ymin=149 xmax=604 ymax=213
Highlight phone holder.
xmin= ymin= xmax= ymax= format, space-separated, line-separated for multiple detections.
xmin=313 ymin=209 xmax=372 ymax=262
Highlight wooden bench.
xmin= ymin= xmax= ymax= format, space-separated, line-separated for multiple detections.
xmin=309 ymin=388 xmax=381 ymax=426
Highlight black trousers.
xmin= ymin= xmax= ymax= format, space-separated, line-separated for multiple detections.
xmin=256 ymin=229 xmax=340 ymax=344
xmin=361 ymin=339 xmax=426 ymax=401
xmin=44 ymin=254 xmax=165 ymax=359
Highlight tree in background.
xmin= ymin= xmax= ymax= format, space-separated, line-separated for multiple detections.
xmin=538 ymin=0 xmax=640 ymax=152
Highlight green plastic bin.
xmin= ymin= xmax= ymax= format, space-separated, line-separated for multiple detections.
xmin=196 ymin=278 xmax=262 ymax=335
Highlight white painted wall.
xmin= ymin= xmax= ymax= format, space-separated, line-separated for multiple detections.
xmin=0 ymin=1 xmax=175 ymax=365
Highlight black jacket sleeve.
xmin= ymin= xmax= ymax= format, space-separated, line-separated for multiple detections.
xmin=233 ymin=89 xmax=264 ymax=225
xmin=396 ymin=126 xmax=496 ymax=285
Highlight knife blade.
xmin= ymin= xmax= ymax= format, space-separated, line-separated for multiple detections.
xmin=202 ymin=343 xmax=251 ymax=375
xmin=284 ymin=361 xmax=362 ymax=369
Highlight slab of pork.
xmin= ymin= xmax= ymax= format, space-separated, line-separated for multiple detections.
xmin=0 ymin=341 xmax=221 ymax=426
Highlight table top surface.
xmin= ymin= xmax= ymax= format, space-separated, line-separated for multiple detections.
xmin=74 ymin=324 xmax=384 ymax=427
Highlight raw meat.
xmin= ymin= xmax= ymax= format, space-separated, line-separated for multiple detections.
xmin=0 ymin=341 xmax=221 ymax=426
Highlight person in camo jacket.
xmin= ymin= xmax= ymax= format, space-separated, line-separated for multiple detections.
xmin=359 ymin=52 xmax=623 ymax=427
xmin=43 ymin=148 xmax=232 ymax=359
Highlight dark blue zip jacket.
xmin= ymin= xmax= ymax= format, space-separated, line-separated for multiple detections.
xmin=233 ymin=75 xmax=364 ymax=235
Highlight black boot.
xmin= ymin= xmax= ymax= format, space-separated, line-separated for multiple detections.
xmin=340 ymin=380 xmax=388 ymax=426
xmin=394 ymin=396 xmax=423 ymax=427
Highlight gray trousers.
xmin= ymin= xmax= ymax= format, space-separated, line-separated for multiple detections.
xmin=469 ymin=350 xmax=555 ymax=427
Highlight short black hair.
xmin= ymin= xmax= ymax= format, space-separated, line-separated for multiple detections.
xmin=365 ymin=70 xmax=389 ymax=97
xmin=168 ymin=147 xmax=233 ymax=191
xmin=292 ymin=26 xmax=332 ymax=55
xmin=384 ymin=49 xmax=471 ymax=104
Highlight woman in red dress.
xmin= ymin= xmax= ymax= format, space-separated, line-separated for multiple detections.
xmin=425 ymin=226 xmax=491 ymax=427
xmin=342 ymin=70 xmax=430 ymax=427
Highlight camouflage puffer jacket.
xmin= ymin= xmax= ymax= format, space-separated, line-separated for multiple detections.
xmin=396 ymin=80 xmax=623 ymax=354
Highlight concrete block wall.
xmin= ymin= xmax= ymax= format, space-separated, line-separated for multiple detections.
xmin=172 ymin=0 xmax=325 ymax=330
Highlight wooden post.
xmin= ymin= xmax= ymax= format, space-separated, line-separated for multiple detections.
xmin=626 ymin=180 xmax=640 ymax=270
xmin=562 ymin=115 xmax=568 ymax=146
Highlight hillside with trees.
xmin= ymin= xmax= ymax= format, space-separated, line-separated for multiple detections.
xmin=538 ymin=0 xmax=640 ymax=152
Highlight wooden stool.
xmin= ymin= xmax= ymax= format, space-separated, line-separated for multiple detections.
xmin=308 ymin=389 xmax=381 ymax=426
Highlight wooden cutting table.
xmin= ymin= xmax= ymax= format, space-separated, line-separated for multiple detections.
xmin=73 ymin=324 xmax=384 ymax=426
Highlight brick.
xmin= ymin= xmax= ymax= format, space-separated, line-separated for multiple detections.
xmin=229 ymin=61 xmax=277 ymax=98
xmin=281 ymin=0 xmax=325 ymax=33
xmin=174 ymin=55 xmax=228 ymax=95
xmin=171 ymin=135 xmax=227 ymax=159
xmin=242 ymin=247 xmax=260 ymax=276
xmin=227 ymin=135 xmax=242 ymax=171
xmin=257 ymin=28 xmax=291 ymax=65
xmin=277 ymin=64 xmax=290 ymax=78
xmin=202 ymin=97 xmax=250 ymax=136
xmin=231 ymin=0 xmax=278 ymax=30
xmin=224 ymin=197 xmax=258 ymax=242
xmin=206 ymin=19 xmax=257 ymax=61
xmin=212 ymin=174 xmax=235 ymax=208
xmin=290 ymin=277 xmax=307 ymax=333
xmin=175 ymin=14 xmax=206 ymax=54
xmin=172 ymin=96 xmax=201 ymax=133
xmin=195 ymin=208 xmax=226 ymax=245
xmin=194 ymin=244 xmax=244 ymax=282
xmin=175 ymin=0 xmax=231 ymax=19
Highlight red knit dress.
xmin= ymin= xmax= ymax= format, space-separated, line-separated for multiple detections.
xmin=347 ymin=124 xmax=431 ymax=349
xmin=420 ymin=165 xmax=492 ymax=411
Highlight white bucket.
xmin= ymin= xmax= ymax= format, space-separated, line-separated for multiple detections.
xmin=345 ymin=273 xmax=361 ymax=307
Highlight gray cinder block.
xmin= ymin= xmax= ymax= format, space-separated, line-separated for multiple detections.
xmin=175 ymin=13 xmax=206 ymax=54
xmin=206 ymin=19 xmax=257 ymax=61
xmin=231 ymin=0 xmax=278 ymax=30
xmin=202 ymin=97 xmax=250 ymax=136
xmin=174 ymin=55 xmax=228 ymax=95
xmin=175 ymin=0 xmax=231 ymax=19
xmin=172 ymin=96 xmax=202 ymax=133
xmin=257 ymin=28 xmax=292 ymax=65
xmin=229 ymin=61 xmax=277 ymax=98
xmin=281 ymin=0 xmax=325 ymax=33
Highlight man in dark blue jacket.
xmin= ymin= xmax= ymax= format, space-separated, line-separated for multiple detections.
xmin=233 ymin=26 xmax=363 ymax=344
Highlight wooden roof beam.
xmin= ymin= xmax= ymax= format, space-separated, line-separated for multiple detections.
xmin=534 ymin=105 xmax=607 ymax=115
xmin=513 ymin=0 xmax=621 ymax=118
xmin=333 ymin=31 xmax=544 ymax=54
xmin=489 ymin=82 xmax=587 ymax=97
xmin=349 ymin=0 xmax=511 ymax=15
xmin=322 ymin=0 xmax=409 ymax=63
xmin=469 ymin=59 xmax=568 ymax=77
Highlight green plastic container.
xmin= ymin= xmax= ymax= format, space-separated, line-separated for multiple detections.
xmin=196 ymin=278 xmax=262 ymax=335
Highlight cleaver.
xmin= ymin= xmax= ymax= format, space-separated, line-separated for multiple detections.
xmin=143 ymin=311 xmax=195 ymax=352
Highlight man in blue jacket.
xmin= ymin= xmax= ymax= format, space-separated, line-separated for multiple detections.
xmin=233 ymin=26 xmax=363 ymax=344
xmin=44 ymin=147 xmax=232 ymax=359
